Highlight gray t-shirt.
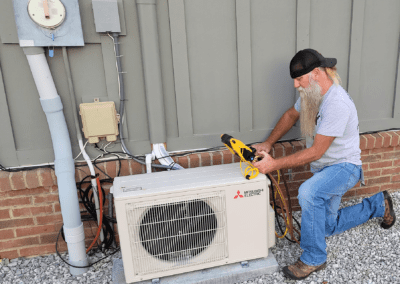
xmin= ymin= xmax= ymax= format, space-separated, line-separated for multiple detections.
xmin=294 ymin=84 xmax=362 ymax=173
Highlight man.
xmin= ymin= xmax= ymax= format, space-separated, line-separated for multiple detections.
xmin=252 ymin=49 xmax=396 ymax=280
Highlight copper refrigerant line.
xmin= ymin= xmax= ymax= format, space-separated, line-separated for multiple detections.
xmin=267 ymin=169 xmax=301 ymax=244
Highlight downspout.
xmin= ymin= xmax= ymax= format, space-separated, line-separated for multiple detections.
xmin=136 ymin=0 xmax=183 ymax=170
xmin=23 ymin=47 xmax=89 ymax=275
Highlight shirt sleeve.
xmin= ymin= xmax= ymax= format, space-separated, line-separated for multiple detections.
xmin=317 ymin=98 xmax=350 ymax=137
xmin=294 ymin=97 xmax=301 ymax=113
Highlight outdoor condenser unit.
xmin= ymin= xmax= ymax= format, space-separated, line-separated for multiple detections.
xmin=112 ymin=163 xmax=275 ymax=283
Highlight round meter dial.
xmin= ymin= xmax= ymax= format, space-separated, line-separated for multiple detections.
xmin=28 ymin=0 xmax=66 ymax=30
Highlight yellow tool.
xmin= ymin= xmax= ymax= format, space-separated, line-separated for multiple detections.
xmin=221 ymin=134 xmax=300 ymax=243
xmin=221 ymin=134 xmax=262 ymax=179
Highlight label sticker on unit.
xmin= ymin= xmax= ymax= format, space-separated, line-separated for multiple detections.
xmin=234 ymin=189 xmax=263 ymax=199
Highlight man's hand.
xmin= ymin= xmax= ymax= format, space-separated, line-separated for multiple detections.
xmin=252 ymin=142 xmax=272 ymax=156
xmin=252 ymin=150 xmax=277 ymax=174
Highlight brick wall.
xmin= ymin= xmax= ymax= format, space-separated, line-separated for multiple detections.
xmin=0 ymin=131 xmax=399 ymax=259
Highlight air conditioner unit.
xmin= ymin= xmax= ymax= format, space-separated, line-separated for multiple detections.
xmin=112 ymin=163 xmax=275 ymax=283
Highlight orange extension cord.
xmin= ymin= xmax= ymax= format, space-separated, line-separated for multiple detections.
xmin=86 ymin=177 xmax=103 ymax=253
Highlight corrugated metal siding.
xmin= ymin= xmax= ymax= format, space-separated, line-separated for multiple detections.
xmin=0 ymin=0 xmax=399 ymax=167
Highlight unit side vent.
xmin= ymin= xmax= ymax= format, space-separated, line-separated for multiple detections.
xmin=126 ymin=191 xmax=228 ymax=275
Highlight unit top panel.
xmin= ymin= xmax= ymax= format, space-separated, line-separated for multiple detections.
xmin=112 ymin=163 xmax=267 ymax=200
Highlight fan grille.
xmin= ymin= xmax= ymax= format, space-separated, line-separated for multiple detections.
xmin=140 ymin=199 xmax=217 ymax=261
xmin=126 ymin=191 xmax=228 ymax=275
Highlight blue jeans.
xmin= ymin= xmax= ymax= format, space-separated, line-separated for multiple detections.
xmin=298 ymin=162 xmax=385 ymax=266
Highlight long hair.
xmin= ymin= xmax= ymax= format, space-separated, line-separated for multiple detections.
xmin=319 ymin=66 xmax=341 ymax=86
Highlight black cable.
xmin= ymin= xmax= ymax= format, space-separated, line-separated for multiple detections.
xmin=267 ymin=174 xmax=301 ymax=243
xmin=269 ymin=176 xmax=288 ymax=238
xmin=0 ymin=163 xmax=54 ymax=172
xmin=77 ymin=175 xmax=116 ymax=250
xmin=55 ymin=226 xmax=120 ymax=268
xmin=3 ymin=126 xmax=399 ymax=172
xmin=93 ymin=144 xmax=123 ymax=177
xmin=92 ymin=153 xmax=122 ymax=180
xmin=359 ymin=128 xmax=400 ymax=136
xmin=273 ymin=204 xmax=301 ymax=238
xmin=279 ymin=168 xmax=300 ymax=242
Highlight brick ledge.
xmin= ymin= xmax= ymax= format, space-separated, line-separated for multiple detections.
xmin=0 ymin=131 xmax=399 ymax=192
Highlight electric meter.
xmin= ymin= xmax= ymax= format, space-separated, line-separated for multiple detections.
xmin=28 ymin=0 xmax=66 ymax=29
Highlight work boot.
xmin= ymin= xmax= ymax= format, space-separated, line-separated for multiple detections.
xmin=282 ymin=259 xmax=326 ymax=280
xmin=381 ymin=191 xmax=396 ymax=229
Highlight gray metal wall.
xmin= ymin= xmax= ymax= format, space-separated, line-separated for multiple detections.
xmin=0 ymin=0 xmax=399 ymax=167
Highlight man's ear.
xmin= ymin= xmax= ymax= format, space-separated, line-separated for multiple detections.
xmin=312 ymin=68 xmax=320 ymax=80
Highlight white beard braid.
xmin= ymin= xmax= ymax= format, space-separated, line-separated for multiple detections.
xmin=298 ymin=77 xmax=322 ymax=138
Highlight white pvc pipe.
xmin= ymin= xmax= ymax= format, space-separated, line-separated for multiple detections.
xmin=152 ymin=143 xmax=184 ymax=170
xmin=25 ymin=53 xmax=59 ymax=100
xmin=145 ymin=153 xmax=153 ymax=173
xmin=78 ymin=126 xmax=104 ymax=244
xmin=24 ymin=48 xmax=89 ymax=275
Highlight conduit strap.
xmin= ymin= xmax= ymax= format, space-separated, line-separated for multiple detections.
xmin=40 ymin=96 xmax=63 ymax=113
xmin=64 ymin=223 xmax=86 ymax=244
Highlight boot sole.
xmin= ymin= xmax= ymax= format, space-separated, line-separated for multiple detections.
xmin=381 ymin=191 xmax=396 ymax=229
xmin=282 ymin=262 xmax=327 ymax=280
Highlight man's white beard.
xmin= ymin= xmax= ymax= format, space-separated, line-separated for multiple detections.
xmin=298 ymin=77 xmax=322 ymax=138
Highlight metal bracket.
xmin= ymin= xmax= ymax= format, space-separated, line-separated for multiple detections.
xmin=241 ymin=261 xmax=249 ymax=268
xmin=152 ymin=278 xmax=160 ymax=284
xmin=287 ymin=168 xmax=293 ymax=181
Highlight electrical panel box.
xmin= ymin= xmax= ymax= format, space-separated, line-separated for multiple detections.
xmin=92 ymin=0 xmax=121 ymax=33
xmin=13 ymin=0 xmax=84 ymax=47
xmin=79 ymin=101 xmax=120 ymax=144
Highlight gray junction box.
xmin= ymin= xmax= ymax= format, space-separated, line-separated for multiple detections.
xmin=92 ymin=0 xmax=121 ymax=33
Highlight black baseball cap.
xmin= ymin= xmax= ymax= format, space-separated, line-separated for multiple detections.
xmin=290 ymin=49 xmax=337 ymax=79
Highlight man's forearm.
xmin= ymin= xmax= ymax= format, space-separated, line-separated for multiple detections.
xmin=274 ymin=147 xmax=319 ymax=171
xmin=265 ymin=112 xmax=297 ymax=146
xmin=253 ymin=145 xmax=319 ymax=174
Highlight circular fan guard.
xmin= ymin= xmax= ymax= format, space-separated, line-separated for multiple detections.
xmin=139 ymin=200 xmax=217 ymax=261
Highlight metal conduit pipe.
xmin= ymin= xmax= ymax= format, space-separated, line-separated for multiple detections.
xmin=23 ymin=47 xmax=89 ymax=275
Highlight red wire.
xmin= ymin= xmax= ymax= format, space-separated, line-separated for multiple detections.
xmin=86 ymin=177 xmax=103 ymax=253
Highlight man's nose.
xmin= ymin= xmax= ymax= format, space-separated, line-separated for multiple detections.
xmin=294 ymin=80 xmax=299 ymax=89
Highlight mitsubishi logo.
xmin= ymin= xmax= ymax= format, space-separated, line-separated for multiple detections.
xmin=234 ymin=190 xmax=244 ymax=199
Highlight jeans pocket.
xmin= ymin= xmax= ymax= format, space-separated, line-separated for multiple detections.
xmin=342 ymin=162 xmax=356 ymax=174
xmin=347 ymin=166 xmax=361 ymax=190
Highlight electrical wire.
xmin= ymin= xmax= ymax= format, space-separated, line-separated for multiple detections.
xmin=85 ymin=177 xmax=104 ymax=253
xmin=107 ymin=33 xmax=172 ymax=170
xmin=272 ymin=170 xmax=290 ymax=239
xmin=93 ymin=143 xmax=128 ymax=166
xmin=239 ymin=159 xmax=259 ymax=180
xmin=279 ymin=167 xmax=298 ymax=241
xmin=3 ymin=126 xmax=399 ymax=172
xmin=0 ymin=163 xmax=54 ymax=172
xmin=56 ymin=156 xmax=121 ymax=268
xmin=74 ymin=140 xmax=89 ymax=160
xmin=77 ymin=172 xmax=118 ymax=248
xmin=266 ymin=173 xmax=301 ymax=244
xmin=55 ymin=226 xmax=120 ymax=268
